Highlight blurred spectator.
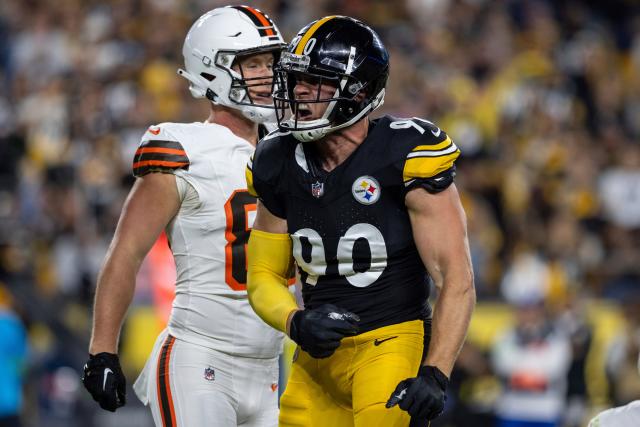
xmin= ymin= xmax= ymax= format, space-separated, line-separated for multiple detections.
xmin=598 ymin=145 xmax=640 ymax=229
xmin=492 ymin=288 xmax=572 ymax=427
xmin=0 ymin=286 xmax=28 ymax=427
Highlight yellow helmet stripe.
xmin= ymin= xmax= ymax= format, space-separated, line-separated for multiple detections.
xmin=294 ymin=16 xmax=337 ymax=55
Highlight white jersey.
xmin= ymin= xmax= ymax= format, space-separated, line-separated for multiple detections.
xmin=133 ymin=122 xmax=283 ymax=358
xmin=588 ymin=401 xmax=640 ymax=427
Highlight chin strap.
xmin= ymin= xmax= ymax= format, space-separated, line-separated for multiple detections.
xmin=179 ymin=68 xmax=276 ymax=124
xmin=289 ymin=88 xmax=385 ymax=142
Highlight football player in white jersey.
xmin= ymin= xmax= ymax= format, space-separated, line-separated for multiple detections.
xmin=587 ymin=353 xmax=640 ymax=427
xmin=81 ymin=6 xmax=287 ymax=427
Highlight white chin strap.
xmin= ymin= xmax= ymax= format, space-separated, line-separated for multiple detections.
xmin=239 ymin=104 xmax=277 ymax=124
xmin=291 ymin=127 xmax=329 ymax=142
xmin=178 ymin=68 xmax=277 ymax=125
xmin=221 ymin=85 xmax=279 ymax=124
xmin=289 ymin=88 xmax=385 ymax=142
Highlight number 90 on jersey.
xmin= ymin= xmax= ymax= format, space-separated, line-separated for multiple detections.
xmin=291 ymin=223 xmax=388 ymax=288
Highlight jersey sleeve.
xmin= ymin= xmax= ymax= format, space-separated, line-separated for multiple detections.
xmin=246 ymin=133 xmax=288 ymax=218
xmin=132 ymin=125 xmax=190 ymax=177
xmin=399 ymin=119 xmax=460 ymax=194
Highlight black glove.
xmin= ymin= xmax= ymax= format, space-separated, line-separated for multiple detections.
xmin=386 ymin=365 xmax=448 ymax=421
xmin=289 ymin=304 xmax=360 ymax=358
xmin=82 ymin=352 xmax=126 ymax=412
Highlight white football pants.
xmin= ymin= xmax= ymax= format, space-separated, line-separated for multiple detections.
xmin=133 ymin=330 xmax=279 ymax=427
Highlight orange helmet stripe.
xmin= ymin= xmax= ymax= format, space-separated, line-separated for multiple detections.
xmin=240 ymin=6 xmax=275 ymax=36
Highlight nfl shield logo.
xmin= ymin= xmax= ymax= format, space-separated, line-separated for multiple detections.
xmin=204 ymin=366 xmax=215 ymax=381
xmin=311 ymin=181 xmax=324 ymax=198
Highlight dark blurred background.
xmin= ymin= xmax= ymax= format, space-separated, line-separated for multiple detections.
xmin=0 ymin=0 xmax=639 ymax=426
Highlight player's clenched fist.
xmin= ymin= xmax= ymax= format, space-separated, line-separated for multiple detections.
xmin=82 ymin=352 xmax=126 ymax=412
xmin=386 ymin=365 xmax=449 ymax=422
xmin=289 ymin=304 xmax=360 ymax=358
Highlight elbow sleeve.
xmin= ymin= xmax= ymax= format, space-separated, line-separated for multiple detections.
xmin=247 ymin=229 xmax=298 ymax=333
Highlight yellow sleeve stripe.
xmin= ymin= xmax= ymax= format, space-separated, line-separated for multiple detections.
xmin=407 ymin=141 xmax=458 ymax=159
xmin=403 ymin=149 xmax=460 ymax=182
xmin=294 ymin=16 xmax=337 ymax=55
xmin=245 ymin=164 xmax=257 ymax=197
xmin=412 ymin=136 xmax=453 ymax=153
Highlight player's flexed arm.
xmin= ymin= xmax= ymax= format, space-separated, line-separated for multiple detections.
xmin=247 ymin=201 xmax=359 ymax=358
xmin=83 ymin=173 xmax=180 ymax=411
xmin=409 ymin=183 xmax=475 ymax=375
xmin=388 ymin=183 xmax=475 ymax=421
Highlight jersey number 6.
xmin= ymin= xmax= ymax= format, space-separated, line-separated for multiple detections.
xmin=223 ymin=190 xmax=257 ymax=291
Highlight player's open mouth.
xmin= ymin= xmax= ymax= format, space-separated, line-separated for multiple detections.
xmin=252 ymin=92 xmax=273 ymax=104
xmin=297 ymin=104 xmax=313 ymax=120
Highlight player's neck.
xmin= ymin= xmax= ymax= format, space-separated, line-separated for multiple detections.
xmin=313 ymin=118 xmax=369 ymax=172
xmin=205 ymin=105 xmax=259 ymax=146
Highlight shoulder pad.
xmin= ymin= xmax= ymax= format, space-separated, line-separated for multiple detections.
xmin=258 ymin=122 xmax=279 ymax=139
xmin=132 ymin=124 xmax=190 ymax=177
xmin=387 ymin=117 xmax=460 ymax=183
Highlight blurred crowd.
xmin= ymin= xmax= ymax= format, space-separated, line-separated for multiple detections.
xmin=0 ymin=0 xmax=639 ymax=426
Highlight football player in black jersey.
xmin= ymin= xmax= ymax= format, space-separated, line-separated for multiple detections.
xmin=246 ymin=16 xmax=475 ymax=427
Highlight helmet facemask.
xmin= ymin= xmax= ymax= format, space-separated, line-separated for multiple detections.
xmin=273 ymin=49 xmax=386 ymax=141
xmin=217 ymin=48 xmax=281 ymax=103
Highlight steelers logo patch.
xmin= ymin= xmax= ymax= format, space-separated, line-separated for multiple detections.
xmin=352 ymin=176 xmax=381 ymax=205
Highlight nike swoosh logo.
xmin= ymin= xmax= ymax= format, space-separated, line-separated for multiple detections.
xmin=103 ymin=368 xmax=113 ymax=391
xmin=374 ymin=336 xmax=398 ymax=346
xmin=229 ymin=32 xmax=242 ymax=37
xmin=148 ymin=127 xmax=160 ymax=135
xmin=431 ymin=128 xmax=441 ymax=137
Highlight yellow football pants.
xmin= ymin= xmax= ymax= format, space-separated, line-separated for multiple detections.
xmin=279 ymin=319 xmax=424 ymax=427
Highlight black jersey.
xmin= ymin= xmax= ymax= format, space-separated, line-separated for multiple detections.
xmin=247 ymin=115 xmax=460 ymax=333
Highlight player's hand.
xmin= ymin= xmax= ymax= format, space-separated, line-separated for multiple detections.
xmin=386 ymin=365 xmax=448 ymax=421
xmin=289 ymin=304 xmax=360 ymax=358
xmin=82 ymin=352 xmax=126 ymax=412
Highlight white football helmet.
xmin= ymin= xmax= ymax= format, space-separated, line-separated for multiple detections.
xmin=178 ymin=6 xmax=285 ymax=123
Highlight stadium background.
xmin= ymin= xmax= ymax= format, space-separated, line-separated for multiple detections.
xmin=0 ymin=0 xmax=639 ymax=426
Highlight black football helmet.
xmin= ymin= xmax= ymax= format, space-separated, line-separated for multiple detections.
xmin=273 ymin=16 xmax=389 ymax=141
